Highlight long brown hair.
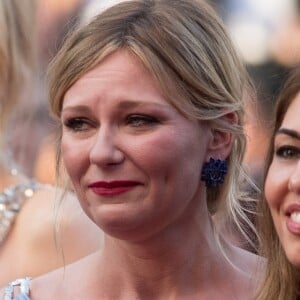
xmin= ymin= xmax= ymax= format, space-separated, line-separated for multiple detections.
xmin=256 ymin=67 xmax=300 ymax=300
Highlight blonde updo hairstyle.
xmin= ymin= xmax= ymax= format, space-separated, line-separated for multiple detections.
xmin=48 ymin=0 xmax=254 ymax=246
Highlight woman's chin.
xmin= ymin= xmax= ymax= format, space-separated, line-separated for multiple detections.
xmin=285 ymin=247 xmax=300 ymax=269
xmin=90 ymin=206 xmax=155 ymax=240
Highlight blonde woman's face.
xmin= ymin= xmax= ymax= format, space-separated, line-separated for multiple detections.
xmin=265 ymin=93 xmax=300 ymax=268
xmin=60 ymin=50 xmax=211 ymax=241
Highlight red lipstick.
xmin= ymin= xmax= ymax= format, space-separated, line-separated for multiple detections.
xmin=88 ymin=181 xmax=141 ymax=196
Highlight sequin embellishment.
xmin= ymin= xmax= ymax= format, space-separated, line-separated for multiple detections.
xmin=0 ymin=181 xmax=37 ymax=244
xmin=4 ymin=277 xmax=32 ymax=300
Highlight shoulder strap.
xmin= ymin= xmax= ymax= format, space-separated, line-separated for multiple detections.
xmin=4 ymin=277 xmax=31 ymax=300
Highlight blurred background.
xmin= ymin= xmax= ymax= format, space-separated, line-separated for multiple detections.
xmin=8 ymin=0 xmax=300 ymax=188
xmin=212 ymin=0 xmax=300 ymax=188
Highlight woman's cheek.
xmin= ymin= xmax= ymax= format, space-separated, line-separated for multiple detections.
xmin=264 ymin=165 xmax=272 ymax=197
xmin=265 ymin=161 xmax=289 ymax=209
xmin=61 ymin=137 xmax=85 ymax=181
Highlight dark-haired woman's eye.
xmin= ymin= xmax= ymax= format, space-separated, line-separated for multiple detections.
xmin=276 ymin=146 xmax=300 ymax=159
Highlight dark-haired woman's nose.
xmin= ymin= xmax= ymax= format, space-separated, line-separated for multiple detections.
xmin=288 ymin=160 xmax=300 ymax=194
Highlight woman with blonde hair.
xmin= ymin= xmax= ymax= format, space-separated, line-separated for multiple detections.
xmin=2 ymin=0 xmax=261 ymax=298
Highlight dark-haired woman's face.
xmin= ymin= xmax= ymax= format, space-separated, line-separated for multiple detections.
xmin=265 ymin=93 xmax=300 ymax=268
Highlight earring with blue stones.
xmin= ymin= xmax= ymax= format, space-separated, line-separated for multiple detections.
xmin=201 ymin=158 xmax=228 ymax=188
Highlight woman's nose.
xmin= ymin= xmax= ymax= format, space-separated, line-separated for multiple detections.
xmin=288 ymin=160 xmax=300 ymax=193
xmin=89 ymin=127 xmax=124 ymax=167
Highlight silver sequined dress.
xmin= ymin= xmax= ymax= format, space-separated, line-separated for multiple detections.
xmin=0 ymin=180 xmax=37 ymax=245
xmin=1 ymin=180 xmax=50 ymax=299
xmin=4 ymin=278 xmax=31 ymax=300
xmin=1 ymin=180 xmax=46 ymax=299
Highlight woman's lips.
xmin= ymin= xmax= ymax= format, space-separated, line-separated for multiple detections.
xmin=88 ymin=181 xmax=141 ymax=196
xmin=285 ymin=204 xmax=300 ymax=234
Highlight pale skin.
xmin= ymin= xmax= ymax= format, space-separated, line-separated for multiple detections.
xmin=0 ymin=50 xmax=260 ymax=299
xmin=0 ymin=184 xmax=103 ymax=287
xmin=265 ymin=92 xmax=300 ymax=268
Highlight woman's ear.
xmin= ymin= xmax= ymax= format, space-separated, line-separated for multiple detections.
xmin=205 ymin=112 xmax=238 ymax=160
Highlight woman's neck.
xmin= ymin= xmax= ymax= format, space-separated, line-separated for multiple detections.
xmin=96 ymin=215 xmax=238 ymax=299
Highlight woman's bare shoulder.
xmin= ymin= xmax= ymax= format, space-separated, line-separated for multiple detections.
xmin=231 ymin=245 xmax=266 ymax=291
xmin=27 ymin=253 xmax=99 ymax=300
xmin=21 ymin=184 xmax=102 ymax=258
xmin=222 ymin=245 xmax=265 ymax=299
xmin=0 ymin=184 xmax=102 ymax=284
xmin=18 ymin=184 xmax=101 ymax=240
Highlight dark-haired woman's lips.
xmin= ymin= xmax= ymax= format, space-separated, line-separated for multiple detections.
xmin=285 ymin=204 xmax=300 ymax=234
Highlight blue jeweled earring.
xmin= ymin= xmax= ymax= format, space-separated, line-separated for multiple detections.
xmin=201 ymin=158 xmax=228 ymax=188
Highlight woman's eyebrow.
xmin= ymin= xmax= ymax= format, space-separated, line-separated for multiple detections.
xmin=117 ymin=100 xmax=169 ymax=110
xmin=276 ymin=128 xmax=300 ymax=140
xmin=62 ymin=105 xmax=91 ymax=114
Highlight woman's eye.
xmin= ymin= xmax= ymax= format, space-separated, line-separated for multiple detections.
xmin=63 ymin=117 xmax=90 ymax=131
xmin=125 ymin=114 xmax=159 ymax=127
xmin=275 ymin=146 xmax=300 ymax=159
